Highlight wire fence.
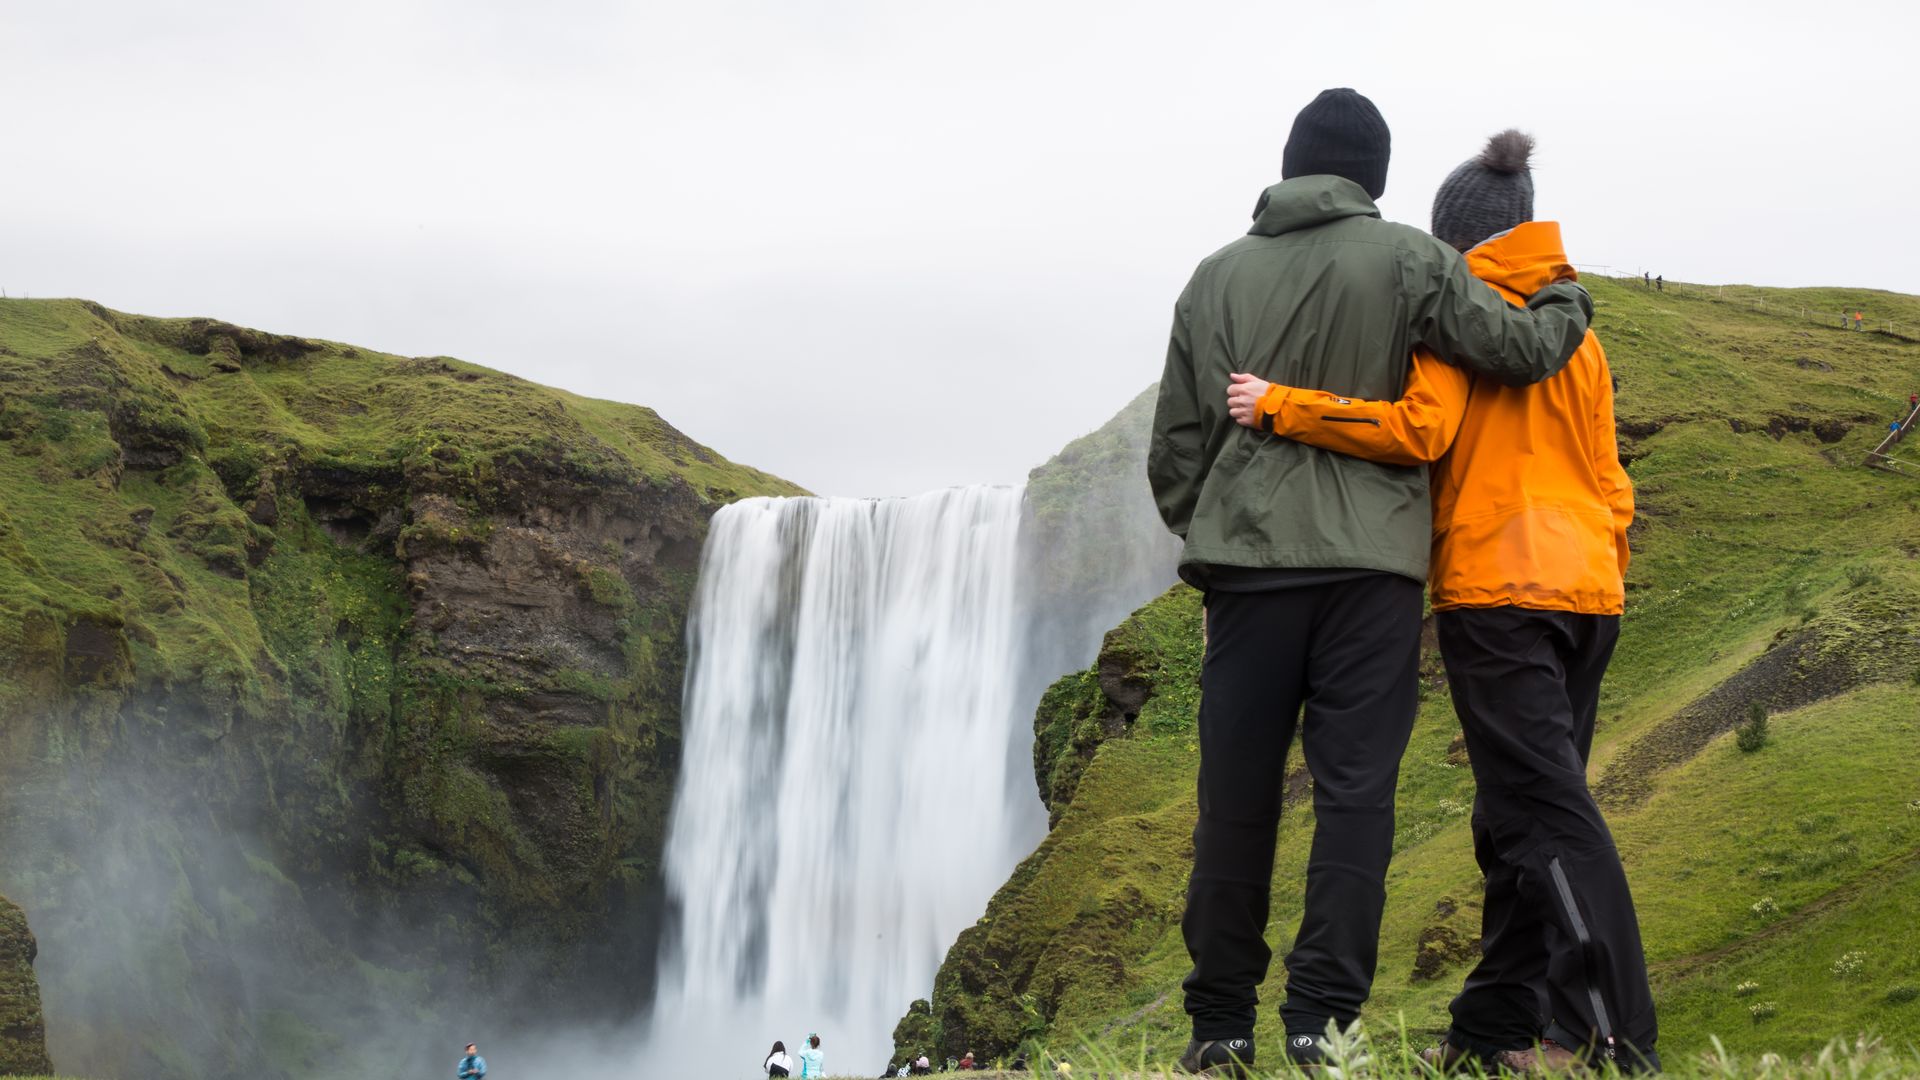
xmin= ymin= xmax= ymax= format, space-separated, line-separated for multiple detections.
xmin=1573 ymin=264 xmax=1920 ymax=343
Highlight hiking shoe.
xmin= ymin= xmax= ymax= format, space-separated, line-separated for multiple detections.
xmin=1419 ymin=1037 xmax=1584 ymax=1074
xmin=1177 ymin=1037 xmax=1254 ymax=1076
xmin=1284 ymin=1031 xmax=1330 ymax=1067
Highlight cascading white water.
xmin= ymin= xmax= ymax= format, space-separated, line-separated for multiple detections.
xmin=649 ymin=486 xmax=1046 ymax=1073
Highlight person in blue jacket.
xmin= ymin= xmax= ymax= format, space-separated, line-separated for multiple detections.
xmin=798 ymin=1034 xmax=824 ymax=1078
xmin=458 ymin=1043 xmax=488 ymax=1079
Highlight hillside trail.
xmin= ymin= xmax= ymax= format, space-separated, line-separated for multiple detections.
xmin=1646 ymin=845 xmax=1920 ymax=983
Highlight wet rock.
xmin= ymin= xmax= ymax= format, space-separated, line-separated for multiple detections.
xmin=64 ymin=615 xmax=131 ymax=689
xmin=0 ymin=895 xmax=53 ymax=1077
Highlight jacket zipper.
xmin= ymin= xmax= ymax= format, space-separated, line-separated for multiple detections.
xmin=1323 ymin=416 xmax=1381 ymax=426
xmin=1548 ymin=856 xmax=1618 ymax=1062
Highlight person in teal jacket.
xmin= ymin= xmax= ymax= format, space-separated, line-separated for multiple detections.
xmin=797 ymin=1034 xmax=824 ymax=1077
xmin=458 ymin=1043 xmax=487 ymax=1079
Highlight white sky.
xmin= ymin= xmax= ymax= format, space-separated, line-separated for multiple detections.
xmin=4 ymin=0 xmax=1915 ymax=496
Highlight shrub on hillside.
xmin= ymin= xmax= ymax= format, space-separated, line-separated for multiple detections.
xmin=1845 ymin=564 xmax=1882 ymax=589
xmin=1831 ymin=951 xmax=1867 ymax=979
xmin=1737 ymin=703 xmax=1770 ymax=752
xmin=1886 ymin=985 xmax=1919 ymax=1005
xmin=1782 ymin=579 xmax=1814 ymax=619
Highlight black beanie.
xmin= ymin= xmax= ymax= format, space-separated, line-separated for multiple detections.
xmin=1281 ymin=88 xmax=1391 ymax=200
xmin=1430 ymin=130 xmax=1536 ymax=252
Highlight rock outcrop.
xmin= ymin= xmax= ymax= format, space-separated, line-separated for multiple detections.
xmin=0 ymin=894 xmax=52 ymax=1077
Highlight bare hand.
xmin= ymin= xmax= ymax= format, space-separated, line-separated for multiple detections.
xmin=1226 ymin=372 xmax=1273 ymax=429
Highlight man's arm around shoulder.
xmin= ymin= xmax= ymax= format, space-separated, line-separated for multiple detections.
xmin=1411 ymin=240 xmax=1592 ymax=387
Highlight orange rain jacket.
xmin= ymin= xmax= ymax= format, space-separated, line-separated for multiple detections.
xmin=1250 ymin=221 xmax=1633 ymax=614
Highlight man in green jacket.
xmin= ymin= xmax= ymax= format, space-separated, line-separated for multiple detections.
xmin=1149 ymin=88 xmax=1594 ymax=1076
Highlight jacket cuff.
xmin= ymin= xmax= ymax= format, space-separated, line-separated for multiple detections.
xmin=1255 ymin=385 xmax=1290 ymax=433
xmin=1526 ymin=280 xmax=1594 ymax=323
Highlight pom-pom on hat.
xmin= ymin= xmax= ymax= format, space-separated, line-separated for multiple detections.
xmin=1430 ymin=129 xmax=1536 ymax=252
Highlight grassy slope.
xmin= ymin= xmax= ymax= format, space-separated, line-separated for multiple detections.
xmin=902 ymin=275 xmax=1920 ymax=1070
xmin=0 ymin=298 xmax=796 ymax=710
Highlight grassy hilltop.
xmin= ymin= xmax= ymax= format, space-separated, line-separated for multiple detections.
xmin=896 ymin=275 xmax=1920 ymax=1072
xmin=0 ymin=298 xmax=798 ymax=1079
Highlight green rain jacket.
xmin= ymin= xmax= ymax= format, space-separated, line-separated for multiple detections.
xmin=1148 ymin=175 xmax=1594 ymax=585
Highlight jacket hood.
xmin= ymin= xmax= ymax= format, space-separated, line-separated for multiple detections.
xmin=1249 ymin=175 xmax=1381 ymax=237
xmin=1464 ymin=220 xmax=1574 ymax=298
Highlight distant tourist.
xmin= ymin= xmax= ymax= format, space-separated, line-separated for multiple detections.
xmin=959 ymin=1050 xmax=977 ymax=1069
xmin=1855 ymin=311 xmax=1866 ymax=330
xmin=1150 ymin=89 xmax=1593 ymax=1075
xmin=1909 ymin=392 xmax=1917 ymax=410
xmin=1643 ymin=271 xmax=1650 ymax=289
xmin=798 ymin=1034 xmax=825 ymax=1078
xmin=765 ymin=1040 xmax=794 ymax=1077
xmin=1656 ymin=273 xmax=1664 ymax=291
xmin=457 ymin=1043 xmax=487 ymax=1080
xmin=916 ymin=1053 xmax=932 ymax=1075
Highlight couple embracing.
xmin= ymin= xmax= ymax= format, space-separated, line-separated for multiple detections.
xmin=1149 ymin=88 xmax=1657 ymax=1075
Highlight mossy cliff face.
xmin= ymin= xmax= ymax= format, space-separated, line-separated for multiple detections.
xmin=0 ymin=298 xmax=799 ymax=1079
xmin=898 ymin=277 xmax=1920 ymax=1065
xmin=0 ymin=894 xmax=53 ymax=1077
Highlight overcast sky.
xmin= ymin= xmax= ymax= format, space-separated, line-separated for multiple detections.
xmin=4 ymin=1 xmax=1915 ymax=496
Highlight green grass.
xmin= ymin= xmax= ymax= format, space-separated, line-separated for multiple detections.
xmin=915 ymin=1029 xmax=1920 ymax=1078
xmin=898 ymin=275 xmax=1920 ymax=1068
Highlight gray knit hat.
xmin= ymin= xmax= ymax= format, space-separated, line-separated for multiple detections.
xmin=1429 ymin=130 xmax=1535 ymax=252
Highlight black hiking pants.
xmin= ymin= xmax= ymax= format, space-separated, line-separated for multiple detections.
xmin=1182 ymin=575 xmax=1422 ymax=1040
xmin=1437 ymin=607 xmax=1660 ymax=1072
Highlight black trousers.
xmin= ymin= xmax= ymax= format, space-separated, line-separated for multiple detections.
xmin=1437 ymin=607 xmax=1660 ymax=1072
xmin=1182 ymin=575 xmax=1423 ymax=1040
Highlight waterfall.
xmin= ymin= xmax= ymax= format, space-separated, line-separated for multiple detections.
xmin=649 ymin=486 xmax=1046 ymax=1072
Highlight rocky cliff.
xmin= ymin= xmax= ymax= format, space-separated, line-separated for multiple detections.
xmin=0 ymin=298 xmax=800 ymax=1079
xmin=0 ymin=894 xmax=52 ymax=1077
xmin=896 ymin=276 xmax=1920 ymax=1065
xmin=1015 ymin=385 xmax=1182 ymax=821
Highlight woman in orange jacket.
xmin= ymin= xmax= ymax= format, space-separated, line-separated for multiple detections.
xmin=1224 ymin=131 xmax=1659 ymax=1074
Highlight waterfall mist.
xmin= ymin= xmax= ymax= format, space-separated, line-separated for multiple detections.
xmin=648 ymin=486 xmax=1047 ymax=1072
